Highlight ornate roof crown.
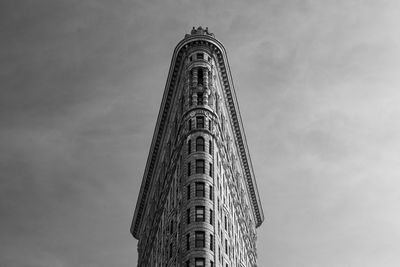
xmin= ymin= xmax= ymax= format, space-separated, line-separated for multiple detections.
xmin=185 ymin=26 xmax=215 ymax=38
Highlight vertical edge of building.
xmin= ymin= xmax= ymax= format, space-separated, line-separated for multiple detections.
xmin=130 ymin=27 xmax=265 ymax=267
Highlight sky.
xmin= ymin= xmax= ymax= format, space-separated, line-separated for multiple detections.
xmin=1 ymin=0 xmax=400 ymax=266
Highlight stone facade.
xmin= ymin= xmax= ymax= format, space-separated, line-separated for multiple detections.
xmin=131 ymin=27 xmax=264 ymax=267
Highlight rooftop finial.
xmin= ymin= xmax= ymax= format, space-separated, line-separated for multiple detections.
xmin=185 ymin=26 xmax=215 ymax=38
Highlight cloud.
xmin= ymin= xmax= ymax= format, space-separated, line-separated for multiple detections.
xmin=1 ymin=0 xmax=400 ymax=266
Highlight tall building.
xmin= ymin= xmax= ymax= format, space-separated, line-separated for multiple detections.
xmin=131 ymin=27 xmax=264 ymax=267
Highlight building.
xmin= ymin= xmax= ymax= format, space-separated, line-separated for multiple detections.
xmin=131 ymin=27 xmax=264 ymax=267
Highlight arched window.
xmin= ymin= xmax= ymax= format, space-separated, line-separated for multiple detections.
xmin=196 ymin=137 xmax=205 ymax=152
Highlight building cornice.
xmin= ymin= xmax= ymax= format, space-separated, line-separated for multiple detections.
xmin=131 ymin=31 xmax=264 ymax=239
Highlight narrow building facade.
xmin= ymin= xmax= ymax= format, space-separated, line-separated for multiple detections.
xmin=131 ymin=27 xmax=264 ymax=267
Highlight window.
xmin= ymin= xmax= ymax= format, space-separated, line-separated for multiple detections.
xmin=189 ymin=119 xmax=192 ymax=130
xmin=188 ymin=162 xmax=191 ymax=176
xmin=224 ymin=215 xmax=227 ymax=230
xmin=209 ymin=185 xmax=213 ymax=200
xmin=210 ymin=261 xmax=214 ymax=267
xmin=195 ymin=206 xmax=205 ymax=222
xmin=187 ymin=184 xmax=191 ymax=200
xmin=186 ymin=233 xmax=190 ymax=250
xmin=196 ymin=53 xmax=204 ymax=60
xmin=181 ymin=95 xmax=184 ymax=114
xmin=195 ymin=258 xmax=205 ymax=267
xmin=188 ymin=140 xmax=191 ymax=154
xmin=208 ymin=120 xmax=212 ymax=131
xmin=189 ymin=56 xmax=193 ymax=61
xmin=195 ymin=182 xmax=205 ymax=197
xmin=208 ymin=56 xmax=211 ymax=62
xmin=209 ymin=163 xmax=213 ymax=177
xmin=210 ymin=209 xmax=213 ymax=225
xmin=210 ymin=234 xmax=214 ymax=251
xmin=195 ymin=231 xmax=205 ymax=248
xmin=197 ymin=92 xmax=203 ymax=105
xmin=198 ymin=68 xmax=203 ymax=85
xmin=170 ymin=220 xmax=173 ymax=234
xmin=196 ymin=159 xmax=205 ymax=174
xmin=186 ymin=260 xmax=190 ymax=267
xmin=169 ymin=243 xmax=173 ymax=258
xmin=225 ymin=239 xmax=228 ymax=254
xmin=187 ymin=208 xmax=190 ymax=224
xmin=196 ymin=137 xmax=205 ymax=152
xmin=209 ymin=140 xmax=213 ymax=154
xmin=196 ymin=116 xmax=204 ymax=128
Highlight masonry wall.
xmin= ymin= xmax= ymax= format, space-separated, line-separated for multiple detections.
xmin=136 ymin=38 xmax=259 ymax=267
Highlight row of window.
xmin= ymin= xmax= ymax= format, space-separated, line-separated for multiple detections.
xmin=188 ymin=137 xmax=213 ymax=154
xmin=189 ymin=52 xmax=211 ymax=62
xmin=186 ymin=231 xmax=214 ymax=251
xmin=188 ymin=116 xmax=212 ymax=131
xmin=187 ymin=160 xmax=213 ymax=177
xmin=185 ymin=231 xmax=231 ymax=267
xmin=187 ymin=182 xmax=213 ymax=200
xmin=190 ymin=68 xmax=209 ymax=85
xmin=186 ymin=206 xmax=213 ymax=225
xmin=186 ymin=257 xmax=213 ymax=267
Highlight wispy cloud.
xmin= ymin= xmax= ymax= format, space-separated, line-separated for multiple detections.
xmin=1 ymin=0 xmax=399 ymax=266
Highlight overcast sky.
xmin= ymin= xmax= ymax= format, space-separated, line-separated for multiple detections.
xmin=1 ymin=0 xmax=400 ymax=266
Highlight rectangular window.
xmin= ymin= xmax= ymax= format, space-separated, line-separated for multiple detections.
xmin=210 ymin=261 xmax=214 ymax=267
xmin=196 ymin=116 xmax=204 ymax=128
xmin=187 ymin=208 xmax=190 ymax=224
xmin=209 ymin=140 xmax=212 ymax=154
xmin=224 ymin=215 xmax=227 ymax=230
xmin=209 ymin=163 xmax=213 ymax=177
xmin=186 ymin=260 xmax=190 ymax=267
xmin=195 ymin=231 xmax=205 ymax=248
xmin=195 ymin=182 xmax=205 ymax=197
xmin=198 ymin=69 xmax=204 ymax=85
xmin=225 ymin=239 xmax=228 ymax=254
xmin=186 ymin=233 xmax=190 ymax=250
xmin=209 ymin=185 xmax=213 ymax=200
xmin=169 ymin=243 xmax=173 ymax=258
xmin=196 ymin=53 xmax=204 ymax=60
xmin=195 ymin=206 xmax=205 ymax=222
xmin=196 ymin=159 xmax=205 ymax=174
xmin=197 ymin=93 xmax=203 ymax=105
xmin=189 ymin=119 xmax=192 ymax=130
xmin=187 ymin=184 xmax=191 ymax=200
xmin=208 ymin=120 xmax=212 ymax=131
xmin=210 ymin=209 xmax=213 ymax=225
xmin=195 ymin=258 xmax=205 ymax=267
xmin=181 ymin=95 xmax=184 ymax=114
xmin=188 ymin=162 xmax=191 ymax=176
xmin=188 ymin=140 xmax=191 ymax=154
xmin=210 ymin=234 xmax=214 ymax=251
